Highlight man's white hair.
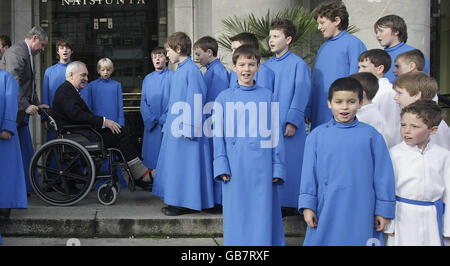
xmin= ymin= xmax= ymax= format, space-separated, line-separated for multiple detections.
xmin=66 ymin=61 xmax=86 ymax=78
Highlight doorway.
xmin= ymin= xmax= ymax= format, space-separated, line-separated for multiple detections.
xmin=40 ymin=0 xmax=168 ymax=153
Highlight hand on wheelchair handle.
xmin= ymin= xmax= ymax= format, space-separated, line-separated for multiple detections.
xmin=105 ymin=118 xmax=122 ymax=134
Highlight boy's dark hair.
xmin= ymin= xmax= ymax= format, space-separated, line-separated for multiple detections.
xmin=0 ymin=35 xmax=11 ymax=47
xmin=166 ymin=31 xmax=191 ymax=56
xmin=400 ymin=100 xmax=443 ymax=128
xmin=394 ymin=72 xmax=438 ymax=100
xmin=270 ymin=19 xmax=296 ymax=40
xmin=230 ymin=32 xmax=259 ymax=50
xmin=328 ymin=77 xmax=363 ymax=102
xmin=396 ymin=49 xmax=425 ymax=71
xmin=56 ymin=37 xmax=73 ymax=59
xmin=358 ymin=49 xmax=392 ymax=74
xmin=151 ymin=46 xmax=166 ymax=56
xmin=193 ymin=36 xmax=218 ymax=57
xmin=349 ymin=72 xmax=379 ymax=101
xmin=374 ymin=15 xmax=408 ymax=43
xmin=232 ymin=45 xmax=261 ymax=65
xmin=314 ymin=1 xmax=349 ymax=31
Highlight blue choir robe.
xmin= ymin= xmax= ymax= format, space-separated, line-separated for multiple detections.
xmin=86 ymin=78 xmax=125 ymax=126
xmin=298 ymin=118 xmax=396 ymax=246
xmin=229 ymin=63 xmax=275 ymax=91
xmin=309 ymin=30 xmax=366 ymax=129
xmin=0 ymin=70 xmax=28 ymax=209
xmin=213 ymin=83 xmax=287 ymax=246
xmin=384 ymin=42 xmax=430 ymax=83
xmin=43 ymin=61 xmax=71 ymax=140
xmin=203 ymin=58 xmax=230 ymax=205
xmin=140 ymin=67 xmax=173 ymax=169
xmin=153 ymin=57 xmax=214 ymax=210
xmin=265 ymin=50 xmax=311 ymax=208
xmin=85 ymin=78 xmax=127 ymax=188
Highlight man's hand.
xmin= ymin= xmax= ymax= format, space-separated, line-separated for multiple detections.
xmin=25 ymin=105 xmax=39 ymax=115
xmin=0 ymin=130 xmax=12 ymax=140
xmin=105 ymin=118 xmax=122 ymax=134
xmin=38 ymin=104 xmax=50 ymax=109
xmin=303 ymin=209 xmax=318 ymax=228
xmin=284 ymin=123 xmax=296 ymax=137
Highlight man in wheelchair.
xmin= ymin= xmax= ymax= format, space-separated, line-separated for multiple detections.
xmin=50 ymin=61 xmax=153 ymax=188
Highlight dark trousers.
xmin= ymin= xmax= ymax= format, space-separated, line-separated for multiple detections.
xmin=99 ymin=128 xmax=138 ymax=162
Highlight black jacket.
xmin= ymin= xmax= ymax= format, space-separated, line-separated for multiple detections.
xmin=52 ymin=80 xmax=103 ymax=130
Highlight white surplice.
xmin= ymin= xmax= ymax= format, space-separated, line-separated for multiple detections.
xmin=386 ymin=142 xmax=450 ymax=246
xmin=373 ymin=78 xmax=402 ymax=145
xmin=357 ymin=103 xmax=394 ymax=148
xmin=430 ymin=120 xmax=450 ymax=151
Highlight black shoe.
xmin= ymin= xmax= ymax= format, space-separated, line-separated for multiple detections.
xmin=203 ymin=205 xmax=223 ymax=214
xmin=0 ymin=208 xmax=11 ymax=219
xmin=134 ymin=169 xmax=153 ymax=190
xmin=134 ymin=179 xmax=153 ymax=190
xmin=281 ymin=207 xmax=298 ymax=218
xmin=161 ymin=205 xmax=198 ymax=216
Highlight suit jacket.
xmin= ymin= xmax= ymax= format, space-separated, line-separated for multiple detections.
xmin=0 ymin=41 xmax=40 ymax=112
xmin=52 ymin=80 xmax=104 ymax=131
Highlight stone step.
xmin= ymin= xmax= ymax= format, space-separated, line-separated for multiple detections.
xmin=0 ymin=190 xmax=306 ymax=239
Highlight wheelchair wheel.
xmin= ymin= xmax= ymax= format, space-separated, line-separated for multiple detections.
xmin=97 ymin=183 xmax=118 ymax=205
xmin=29 ymin=139 xmax=96 ymax=206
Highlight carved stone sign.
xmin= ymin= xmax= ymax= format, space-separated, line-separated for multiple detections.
xmin=61 ymin=0 xmax=146 ymax=6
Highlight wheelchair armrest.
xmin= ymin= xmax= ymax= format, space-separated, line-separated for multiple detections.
xmin=60 ymin=125 xmax=105 ymax=153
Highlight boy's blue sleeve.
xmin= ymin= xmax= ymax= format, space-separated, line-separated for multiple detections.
xmin=117 ymin=82 xmax=125 ymax=126
xmin=348 ymin=39 xmax=367 ymax=75
xmin=371 ymin=131 xmax=396 ymax=219
xmin=298 ymin=132 xmax=319 ymax=214
xmin=140 ymin=77 xmax=158 ymax=130
xmin=81 ymin=82 xmax=92 ymax=110
xmin=183 ymin=69 xmax=206 ymax=140
xmin=42 ymin=69 xmax=50 ymax=106
xmin=212 ymin=95 xmax=231 ymax=182
xmin=286 ymin=61 xmax=311 ymax=129
xmin=159 ymin=72 xmax=172 ymax=126
xmin=0 ymin=74 xmax=19 ymax=134
xmin=272 ymin=97 xmax=287 ymax=184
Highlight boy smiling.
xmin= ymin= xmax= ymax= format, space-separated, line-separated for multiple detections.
xmin=299 ymin=77 xmax=396 ymax=246
xmin=309 ymin=1 xmax=366 ymax=129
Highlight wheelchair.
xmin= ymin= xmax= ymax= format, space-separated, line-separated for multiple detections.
xmin=29 ymin=109 xmax=138 ymax=206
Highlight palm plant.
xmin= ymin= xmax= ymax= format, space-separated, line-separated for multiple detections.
xmin=217 ymin=6 xmax=359 ymax=63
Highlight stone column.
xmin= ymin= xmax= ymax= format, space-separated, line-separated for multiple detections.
xmin=0 ymin=1 xmax=12 ymax=37
xmin=343 ymin=0 xmax=430 ymax=58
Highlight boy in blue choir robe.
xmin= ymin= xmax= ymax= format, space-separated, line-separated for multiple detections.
xmin=309 ymin=2 xmax=366 ymax=129
xmin=85 ymin=58 xmax=127 ymax=188
xmin=228 ymin=32 xmax=274 ymax=91
xmin=374 ymin=15 xmax=430 ymax=83
xmin=193 ymin=36 xmax=230 ymax=207
xmin=265 ymin=19 xmax=311 ymax=214
xmin=140 ymin=47 xmax=173 ymax=171
xmin=213 ymin=45 xmax=286 ymax=246
xmin=0 ymin=70 xmax=28 ymax=219
xmin=298 ymin=77 xmax=396 ymax=246
xmin=42 ymin=38 xmax=74 ymax=141
xmin=154 ymin=32 xmax=214 ymax=216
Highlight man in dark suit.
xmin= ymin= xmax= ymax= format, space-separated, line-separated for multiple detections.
xmin=0 ymin=26 xmax=50 ymax=193
xmin=52 ymin=61 xmax=153 ymax=187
